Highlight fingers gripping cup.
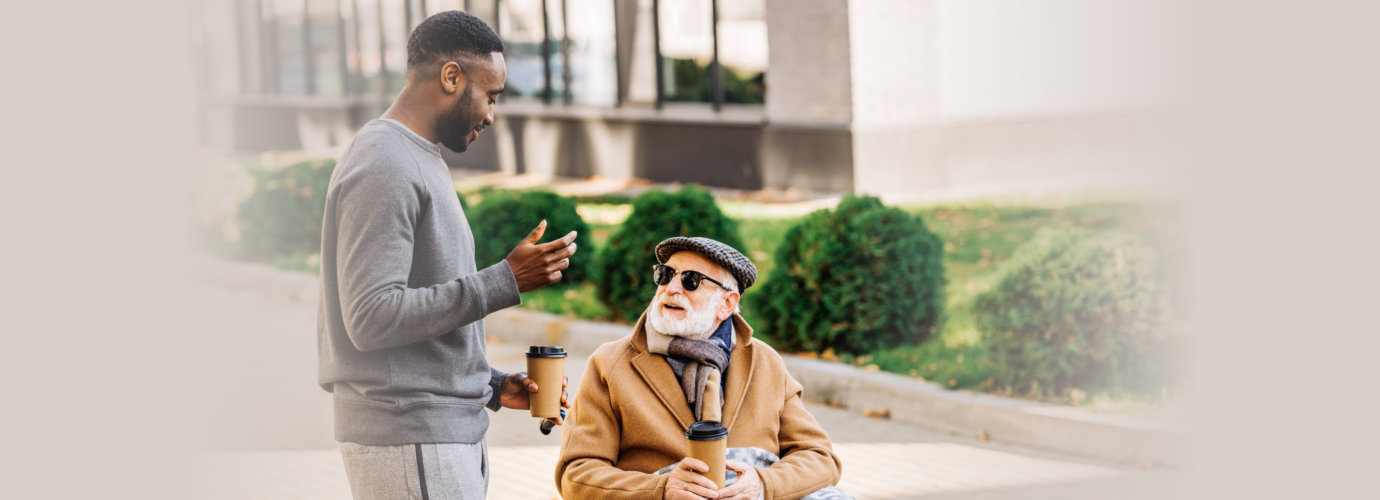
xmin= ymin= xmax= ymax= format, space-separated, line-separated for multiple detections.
xmin=525 ymin=346 xmax=567 ymax=418
xmin=685 ymin=420 xmax=729 ymax=489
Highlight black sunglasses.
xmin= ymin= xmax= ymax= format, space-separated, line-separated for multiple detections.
xmin=652 ymin=264 xmax=731 ymax=292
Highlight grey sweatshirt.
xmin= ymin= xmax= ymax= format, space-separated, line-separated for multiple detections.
xmin=317 ymin=119 xmax=522 ymax=445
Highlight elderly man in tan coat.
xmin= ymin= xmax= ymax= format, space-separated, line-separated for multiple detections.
xmin=557 ymin=237 xmax=844 ymax=500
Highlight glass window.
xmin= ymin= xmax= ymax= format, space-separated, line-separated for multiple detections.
xmin=545 ymin=0 xmax=566 ymax=101
xmin=353 ymin=0 xmax=385 ymax=94
xmin=498 ymin=0 xmax=547 ymax=101
xmin=465 ymin=0 xmax=498 ymax=28
xmin=273 ymin=0 xmax=310 ymax=95
xmin=308 ymin=0 xmax=347 ymax=96
xmin=716 ymin=0 xmax=766 ymax=104
xmin=407 ymin=0 xmax=426 ymax=29
xmin=565 ymin=0 xmax=617 ymax=106
xmin=428 ymin=0 xmax=464 ymax=16
xmin=381 ymin=0 xmax=408 ymax=92
xmin=657 ymin=0 xmax=713 ymax=103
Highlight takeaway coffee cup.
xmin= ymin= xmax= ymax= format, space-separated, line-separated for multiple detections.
xmin=685 ymin=420 xmax=729 ymax=488
xmin=525 ymin=346 xmax=567 ymax=418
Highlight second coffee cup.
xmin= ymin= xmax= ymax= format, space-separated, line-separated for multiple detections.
xmin=525 ymin=345 xmax=567 ymax=418
xmin=685 ymin=420 xmax=729 ymax=488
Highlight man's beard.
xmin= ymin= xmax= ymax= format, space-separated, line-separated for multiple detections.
xmin=647 ymin=292 xmax=721 ymax=339
xmin=436 ymin=85 xmax=481 ymax=153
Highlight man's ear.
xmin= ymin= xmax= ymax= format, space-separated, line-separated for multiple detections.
xmin=440 ymin=61 xmax=467 ymax=94
xmin=718 ymin=291 xmax=740 ymax=322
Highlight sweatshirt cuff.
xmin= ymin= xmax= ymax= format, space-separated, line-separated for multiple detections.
xmin=486 ymin=366 xmax=507 ymax=411
xmin=475 ymin=260 xmax=522 ymax=313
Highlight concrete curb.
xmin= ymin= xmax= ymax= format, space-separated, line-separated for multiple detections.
xmin=484 ymin=308 xmax=1189 ymax=467
xmin=192 ymin=256 xmax=1189 ymax=466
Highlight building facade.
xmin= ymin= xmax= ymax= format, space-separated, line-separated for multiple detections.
xmin=194 ymin=0 xmax=1170 ymax=196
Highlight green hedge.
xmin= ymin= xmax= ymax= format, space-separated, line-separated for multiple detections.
xmin=467 ymin=190 xmax=592 ymax=286
xmin=237 ymin=159 xmax=335 ymax=259
xmin=750 ymin=195 xmax=946 ymax=354
xmin=974 ymin=228 xmax=1174 ymax=397
xmin=594 ymin=186 xmax=745 ymax=322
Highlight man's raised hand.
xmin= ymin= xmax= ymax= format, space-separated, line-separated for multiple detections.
xmin=505 ymin=220 xmax=578 ymax=293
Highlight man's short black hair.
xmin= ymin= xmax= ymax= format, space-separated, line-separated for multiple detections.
xmin=406 ymin=11 xmax=504 ymax=80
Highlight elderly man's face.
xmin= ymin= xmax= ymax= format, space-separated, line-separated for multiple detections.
xmin=646 ymin=251 xmax=739 ymax=339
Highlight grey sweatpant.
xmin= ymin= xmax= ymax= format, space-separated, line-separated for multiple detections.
xmin=339 ymin=440 xmax=488 ymax=500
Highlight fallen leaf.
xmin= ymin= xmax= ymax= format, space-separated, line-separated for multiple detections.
xmin=797 ymin=351 xmax=819 ymax=359
xmin=861 ymin=408 xmax=891 ymax=419
xmin=948 ymin=379 xmax=957 ymax=388
xmin=862 ymin=364 xmax=880 ymax=372
xmin=978 ymin=430 xmax=990 ymax=441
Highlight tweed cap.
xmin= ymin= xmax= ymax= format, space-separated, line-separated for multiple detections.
xmin=654 ymin=236 xmax=757 ymax=290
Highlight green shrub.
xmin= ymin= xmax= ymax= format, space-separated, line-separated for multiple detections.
xmin=595 ymin=186 xmax=745 ymax=322
xmin=237 ymin=159 xmax=335 ymax=259
xmin=750 ymin=195 xmax=946 ymax=355
xmin=467 ymin=190 xmax=592 ymax=286
xmin=973 ymin=228 xmax=1174 ymax=398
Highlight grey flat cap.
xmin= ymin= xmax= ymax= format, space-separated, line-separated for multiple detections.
xmin=654 ymin=236 xmax=757 ymax=290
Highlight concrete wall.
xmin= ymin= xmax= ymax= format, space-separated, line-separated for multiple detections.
xmin=844 ymin=0 xmax=1172 ymax=196
xmin=851 ymin=114 xmax=1167 ymax=197
xmin=764 ymin=0 xmax=853 ymax=126
xmin=934 ymin=0 xmax=1172 ymax=120
xmin=481 ymin=104 xmax=767 ymax=189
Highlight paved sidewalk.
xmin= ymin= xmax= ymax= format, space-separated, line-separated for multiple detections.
xmin=183 ymin=264 xmax=1190 ymax=499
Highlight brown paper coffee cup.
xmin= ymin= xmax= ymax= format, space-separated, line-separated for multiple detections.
xmin=685 ymin=420 xmax=728 ymax=488
xmin=525 ymin=346 xmax=567 ymax=418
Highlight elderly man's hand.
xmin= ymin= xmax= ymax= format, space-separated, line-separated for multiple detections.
xmin=497 ymin=372 xmax=569 ymax=425
xmin=719 ymin=461 xmax=763 ymax=500
xmin=664 ymin=457 xmax=720 ymax=500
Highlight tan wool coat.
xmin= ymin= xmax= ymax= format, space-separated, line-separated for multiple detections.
xmin=556 ymin=312 xmax=842 ymax=499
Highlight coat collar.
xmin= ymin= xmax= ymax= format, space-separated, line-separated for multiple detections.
xmin=629 ymin=310 xmax=757 ymax=431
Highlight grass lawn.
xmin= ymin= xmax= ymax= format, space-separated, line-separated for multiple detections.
xmin=520 ymin=194 xmax=1185 ymax=417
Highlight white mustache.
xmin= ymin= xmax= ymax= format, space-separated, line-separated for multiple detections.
xmin=657 ymin=293 xmax=691 ymax=310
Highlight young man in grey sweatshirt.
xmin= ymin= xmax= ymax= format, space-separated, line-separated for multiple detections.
xmin=317 ymin=11 xmax=577 ymax=499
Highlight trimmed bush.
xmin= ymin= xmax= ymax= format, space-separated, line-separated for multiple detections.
xmin=237 ymin=159 xmax=335 ymax=259
xmin=973 ymin=228 xmax=1174 ymax=397
xmin=467 ymin=190 xmax=592 ymax=286
xmin=595 ymin=186 xmax=745 ymax=322
xmin=750 ymin=195 xmax=946 ymax=355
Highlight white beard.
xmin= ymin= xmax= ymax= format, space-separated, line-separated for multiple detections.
xmin=647 ymin=292 xmax=721 ymax=338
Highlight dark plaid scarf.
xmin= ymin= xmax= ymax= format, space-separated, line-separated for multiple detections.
xmin=646 ymin=317 xmax=733 ymax=421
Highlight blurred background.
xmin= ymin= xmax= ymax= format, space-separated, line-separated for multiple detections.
xmin=12 ymin=0 xmax=1379 ymax=499
xmin=5 ymin=0 xmax=1374 ymax=500
xmin=188 ymin=0 xmax=1173 ymax=195
xmin=181 ymin=0 xmax=1193 ymax=498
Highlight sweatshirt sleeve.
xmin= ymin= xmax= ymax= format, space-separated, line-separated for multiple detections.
xmin=557 ymin=355 xmax=670 ymax=499
xmin=333 ymin=161 xmax=521 ymax=352
xmin=487 ymin=366 xmax=507 ymax=411
xmin=757 ymin=372 xmax=843 ymax=500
